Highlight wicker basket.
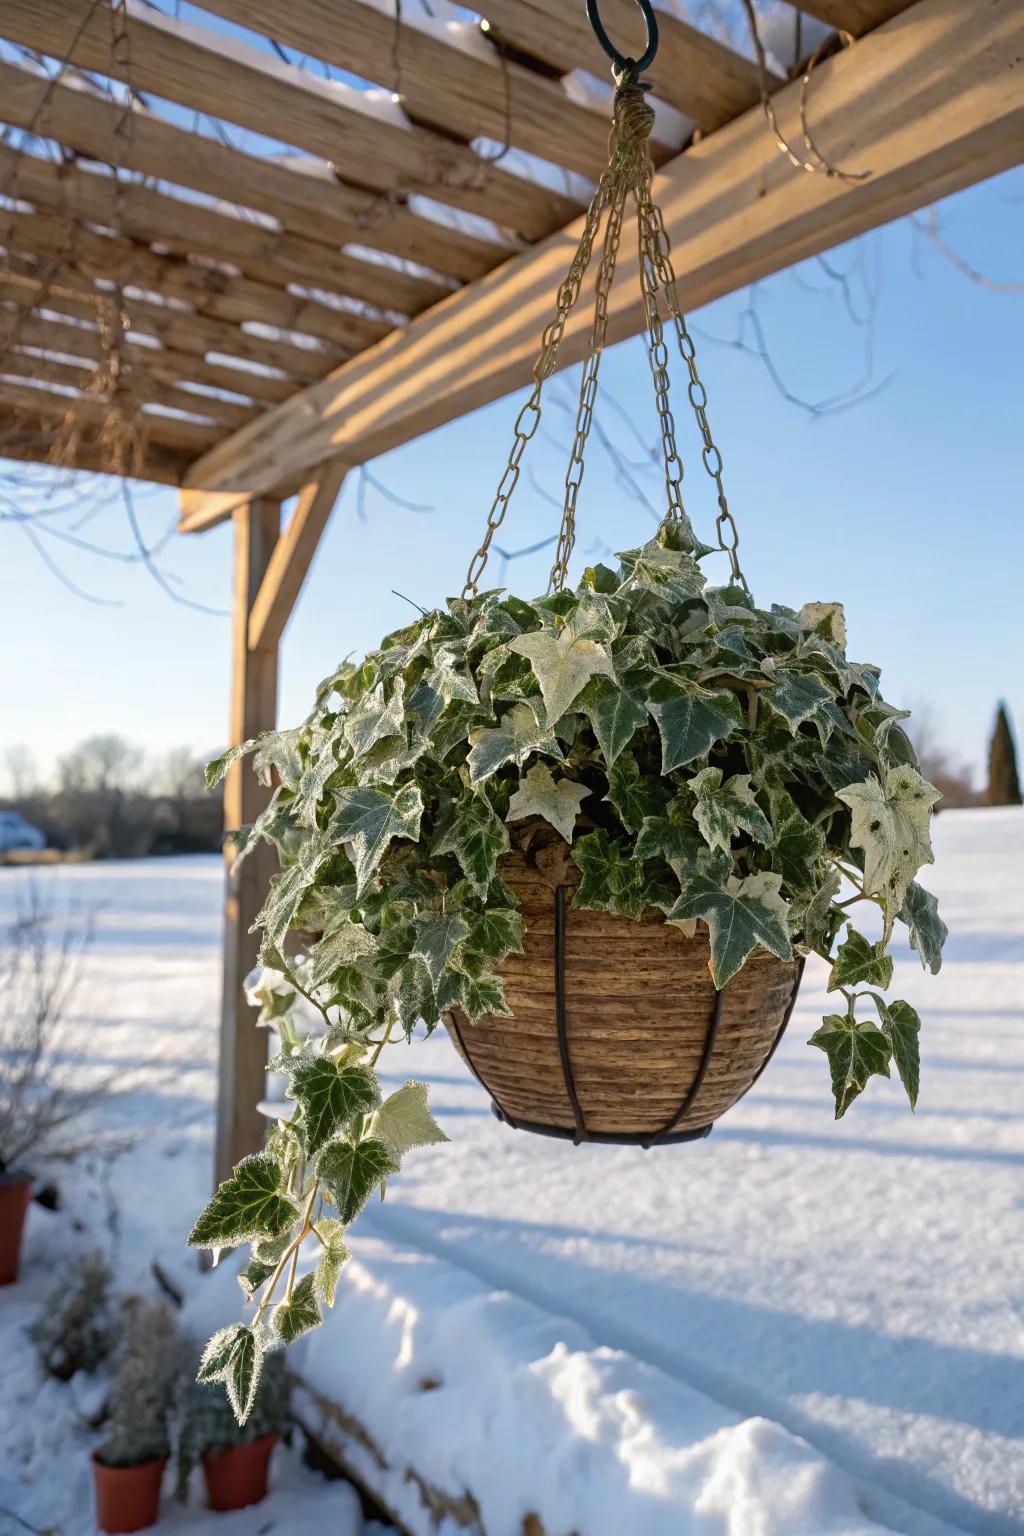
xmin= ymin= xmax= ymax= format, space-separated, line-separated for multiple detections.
xmin=446 ymin=846 xmax=803 ymax=1147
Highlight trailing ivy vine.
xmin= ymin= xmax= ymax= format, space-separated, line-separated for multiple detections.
xmin=189 ymin=528 xmax=946 ymax=1419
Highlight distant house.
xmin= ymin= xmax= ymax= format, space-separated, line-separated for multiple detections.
xmin=0 ymin=811 xmax=46 ymax=854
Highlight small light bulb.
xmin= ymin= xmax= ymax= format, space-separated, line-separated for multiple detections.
xmin=480 ymin=17 xmax=491 ymax=31
xmin=391 ymin=90 xmax=402 ymax=104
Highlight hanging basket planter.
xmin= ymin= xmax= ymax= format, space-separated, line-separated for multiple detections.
xmin=447 ymin=846 xmax=804 ymax=1146
xmin=188 ymin=6 xmax=948 ymax=1424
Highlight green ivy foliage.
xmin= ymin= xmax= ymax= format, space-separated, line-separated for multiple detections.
xmin=190 ymin=530 xmax=947 ymax=1419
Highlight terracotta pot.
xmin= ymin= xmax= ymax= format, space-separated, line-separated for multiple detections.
xmin=203 ymin=1431 xmax=278 ymax=1511
xmin=0 ymin=1169 xmax=32 ymax=1286
xmin=92 ymin=1453 xmax=166 ymax=1534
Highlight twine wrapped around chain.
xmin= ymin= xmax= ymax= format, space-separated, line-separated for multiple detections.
xmin=461 ymin=76 xmax=747 ymax=600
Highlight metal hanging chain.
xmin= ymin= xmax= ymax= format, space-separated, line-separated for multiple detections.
xmin=462 ymin=0 xmax=748 ymax=596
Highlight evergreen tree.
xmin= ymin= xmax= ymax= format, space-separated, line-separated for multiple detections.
xmin=987 ymin=702 xmax=1022 ymax=806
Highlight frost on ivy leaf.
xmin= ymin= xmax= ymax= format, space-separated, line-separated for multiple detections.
xmin=187 ymin=1153 xmax=298 ymax=1251
xmin=509 ymin=626 xmax=616 ymax=725
xmin=467 ymin=702 xmax=564 ymax=785
xmin=507 ymin=763 xmax=591 ymax=843
xmin=329 ymin=783 xmax=424 ymax=894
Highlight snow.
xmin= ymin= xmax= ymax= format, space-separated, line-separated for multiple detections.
xmin=0 ymin=811 xmax=1021 ymax=1535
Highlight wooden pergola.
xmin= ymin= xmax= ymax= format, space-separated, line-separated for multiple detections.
xmin=1 ymin=0 xmax=1020 ymax=1186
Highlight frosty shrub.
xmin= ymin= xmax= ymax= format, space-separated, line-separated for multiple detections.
xmin=31 ymin=1249 xmax=114 ymax=1381
xmin=0 ymin=886 xmax=110 ymax=1174
xmin=99 ymin=1297 xmax=179 ymax=1468
xmin=175 ymin=1350 xmax=289 ymax=1499
xmin=190 ymin=530 xmax=947 ymax=1419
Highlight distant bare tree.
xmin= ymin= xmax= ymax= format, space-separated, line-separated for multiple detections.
xmin=3 ymin=744 xmax=38 ymax=799
xmin=57 ymin=734 xmax=143 ymax=796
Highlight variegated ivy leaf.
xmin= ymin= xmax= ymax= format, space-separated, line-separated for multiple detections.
xmin=809 ymin=1012 xmax=891 ymax=1118
xmin=436 ymin=965 xmax=510 ymax=1021
xmin=898 ymin=881 xmax=947 ymax=974
xmin=287 ymin=1058 xmax=380 ymax=1158
xmin=767 ymin=791 xmax=825 ymax=893
xmin=466 ymin=908 xmax=523 ymax=966
xmin=762 ymin=670 xmax=838 ymax=740
xmin=572 ymin=828 xmax=674 ymax=920
xmin=634 ymin=815 xmax=702 ymax=884
xmin=509 ymin=627 xmax=616 ymax=726
xmin=827 ymin=926 xmax=894 ymax=992
xmin=369 ymin=1081 xmax=448 ymax=1160
xmin=345 ymin=679 xmax=405 ymax=759
xmin=790 ymin=865 xmax=842 ymax=957
xmin=411 ymin=913 xmax=471 ymax=985
xmin=799 ymin=602 xmax=847 ymax=649
xmin=507 ymin=763 xmax=591 ymax=843
xmin=272 ymin=1273 xmax=322 ymax=1346
xmin=866 ymin=994 xmax=921 ymax=1108
xmin=837 ymin=766 xmax=940 ymax=917
xmin=237 ymin=1256 xmax=275 ymax=1301
xmin=433 ymin=790 xmax=509 ymax=895
xmin=646 ymin=679 xmax=743 ymax=774
xmin=310 ymin=920 xmax=377 ymax=990
xmin=689 ymin=767 xmax=772 ymax=854
xmin=666 ymin=869 xmax=792 ymax=987
xmin=187 ymin=1153 xmax=298 ymax=1251
xmin=577 ymin=674 xmax=648 ymax=765
xmin=618 ymin=537 xmax=705 ymax=601
xmin=318 ymin=1136 xmax=399 ymax=1224
xmin=605 ymin=752 xmax=670 ymax=834
xmin=330 ymin=783 xmax=424 ymax=895
xmin=256 ymin=837 xmax=333 ymax=949
xmin=467 ymin=702 xmax=564 ymax=785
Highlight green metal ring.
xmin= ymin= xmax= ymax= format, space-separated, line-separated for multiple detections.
xmin=585 ymin=0 xmax=660 ymax=75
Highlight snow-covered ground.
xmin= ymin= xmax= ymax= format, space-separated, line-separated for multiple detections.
xmin=0 ymin=809 xmax=1021 ymax=1535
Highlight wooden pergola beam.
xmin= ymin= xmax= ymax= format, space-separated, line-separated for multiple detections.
xmin=477 ymin=0 xmax=781 ymax=128
xmin=195 ymin=0 xmax=672 ymax=176
xmin=0 ymin=0 xmax=579 ymax=242
xmin=0 ymin=58 xmax=508 ymax=286
xmin=179 ymin=0 xmax=1024 ymax=532
xmin=216 ymin=497 xmax=282 ymax=1184
xmin=245 ymin=463 xmax=349 ymax=649
xmin=796 ymin=1 xmax=916 ymax=34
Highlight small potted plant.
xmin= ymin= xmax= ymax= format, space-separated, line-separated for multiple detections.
xmin=30 ymin=1248 xmax=114 ymax=1381
xmin=92 ymin=1297 xmax=178 ymax=1534
xmin=176 ymin=1350 xmax=289 ymax=1511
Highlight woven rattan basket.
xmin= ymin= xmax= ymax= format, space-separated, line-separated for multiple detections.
xmin=446 ymin=845 xmax=803 ymax=1147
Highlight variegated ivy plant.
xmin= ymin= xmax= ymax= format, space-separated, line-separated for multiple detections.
xmin=188 ymin=527 xmax=946 ymax=1421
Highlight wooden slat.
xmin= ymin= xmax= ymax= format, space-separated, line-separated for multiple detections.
xmin=0 ymin=250 xmax=344 ymax=384
xmin=0 ymin=143 xmax=435 ymax=322
xmin=796 ymin=1 xmax=917 ymax=34
xmin=0 ymin=411 xmax=190 ymax=484
xmin=216 ymin=498 xmax=281 ymax=1183
xmin=244 ymin=462 xmax=348 ymax=647
xmin=478 ymin=0 xmax=780 ymax=130
xmin=0 ymin=202 xmax=390 ymax=356
xmin=0 ymin=302 xmax=299 ymax=406
xmin=1 ymin=348 xmax=256 ymax=429
xmin=196 ymin=0 xmax=675 ymax=175
xmin=0 ymin=0 xmax=579 ymax=242
xmin=178 ymin=0 xmax=1024 ymax=527
xmin=0 ymin=58 xmax=508 ymax=286
xmin=0 ymin=376 xmax=224 ymax=454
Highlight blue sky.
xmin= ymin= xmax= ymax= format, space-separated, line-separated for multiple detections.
xmin=3 ymin=167 xmax=1022 ymax=787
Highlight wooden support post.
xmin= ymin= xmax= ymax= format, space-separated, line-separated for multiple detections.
xmin=215 ymin=496 xmax=281 ymax=1187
